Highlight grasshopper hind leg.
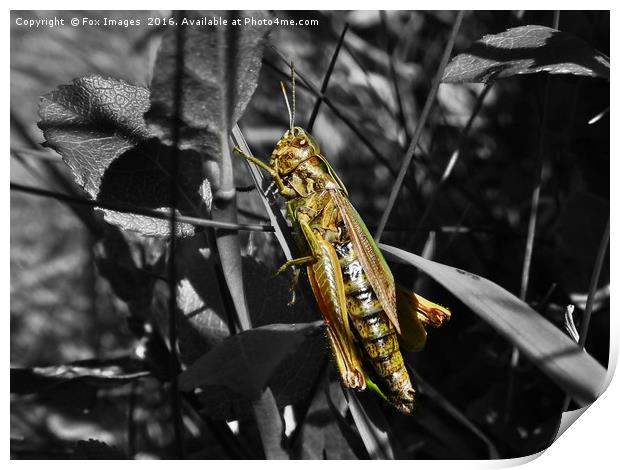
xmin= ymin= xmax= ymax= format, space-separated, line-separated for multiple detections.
xmin=287 ymin=267 xmax=301 ymax=306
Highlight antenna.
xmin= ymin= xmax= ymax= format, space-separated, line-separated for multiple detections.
xmin=280 ymin=81 xmax=293 ymax=131
xmin=290 ymin=61 xmax=296 ymax=129
xmin=279 ymin=61 xmax=297 ymax=131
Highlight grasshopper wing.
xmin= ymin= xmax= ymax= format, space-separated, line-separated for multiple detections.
xmin=396 ymin=285 xmax=428 ymax=351
xmin=396 ymin=284 xmax=451 ymax=351
xmin=317 ymin=155 xmax=349 ymax=196
xmin=301 ymin=220 xmax=365 ymax=390
xmin=331 ymin=189 xmax=400 ymax=334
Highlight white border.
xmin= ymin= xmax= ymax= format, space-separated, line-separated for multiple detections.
xmin=6 ymin=5 xmax=617 ymax=467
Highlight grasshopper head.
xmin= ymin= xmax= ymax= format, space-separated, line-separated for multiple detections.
xmin=270 ymin=126 xmax=321 ymax=175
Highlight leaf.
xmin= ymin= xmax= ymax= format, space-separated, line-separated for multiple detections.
xmin=146 ymin=10 xmax=269 ymax=160
xmin=38 ymin=75 xmax=211 ymax=237
xmin=10 ymin=357 xmax=149 ymax=394
xmin=178 ymin=321 xmax=323 ymax=399
xmin=252 ymin=388 xmax=289 ymax=459
xmin=442 ymin=25 xmax=610 ymax=83
xmin=380 ymin=244 xmax=607 ymax=407
xmin=174 ymin=236 xmax=232 ymax=363
xmin=174 ymin=252 xmax=326 ymax=420
xmin=38 ymin=76 xmax=149 ymax=194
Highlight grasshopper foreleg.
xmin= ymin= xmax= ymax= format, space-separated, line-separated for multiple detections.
xmin=233 ymin=146 xmax=296 ymax=198
xmin=233 ymin=146 xmax=272 ymax=174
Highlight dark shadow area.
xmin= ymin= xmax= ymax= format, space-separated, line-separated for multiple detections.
xmin=98 ymin=138 xmax=210 ymax=218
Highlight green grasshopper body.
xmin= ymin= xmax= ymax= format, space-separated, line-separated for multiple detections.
xmin=238 ymin=125 xmax=450 ymax=414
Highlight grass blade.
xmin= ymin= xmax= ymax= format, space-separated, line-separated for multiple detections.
xmin=9 ymin=182 xmax=272 ymax=233
xmin=231 ymin=125 xmax=295 ymax=260
xmin=375 ymin=11 xmax=464 ymax=241
xmin=381 ymin=244 xmax=607 ymax=407
xmin=252 ymin=388 xmax=289 ymax=459
xmin=306 ymin=22 xmax=349 ymax=133
xmin=578 ymin=219 xmax=610 ymax=348
xmin=346 ymin=390 xmax=395 ymax=460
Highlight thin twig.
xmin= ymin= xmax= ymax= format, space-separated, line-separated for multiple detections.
xmin=578 ymin=220 xmax=609 ymax=348
xmin=410 ymin=363 xmax=500 ymax=459
xmin=375 ymin=11 xmax=464 ymax=241
xmin=10 ymin=182 xmax=274 ymax=232
xmin=13 ymin=180 xmax=495 ymax=238
xmin=307 ymin=22 xmax=349 ymax=133
xmin=520 ymin=83 xmax=553 ymax=286
xmin=506 ymin=69 xmax=552 ymax=428
xmin=413 ymin=83 xmax=492 ymax=245
xmin=439 ymin=203 xmax=472 ymax=257
xmin=380 ymin=11 xmax=410 ymax=143
xmin=554 ymin=219 xmax=608 ymax=440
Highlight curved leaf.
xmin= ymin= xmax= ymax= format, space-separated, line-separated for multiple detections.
xmin=175 ymin=236 xmax=231 ymax=362
xmin=173 ymin=244 xmax=326 ymax=419
xmin=443 ymin=25 xmax=610 ymax=83
xmin=252 ymin=388 xmax=289 ymax=459
xmin=380 ymin=244 xmax=606 ymax=407
xmin=146 ymin=10 xmax=269 ymax=160
xmin=37 ymin=75 xmax=211 ymax=236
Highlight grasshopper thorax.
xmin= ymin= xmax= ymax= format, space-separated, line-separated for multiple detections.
xmin=270 ymin=126 xmax=321 ymax=175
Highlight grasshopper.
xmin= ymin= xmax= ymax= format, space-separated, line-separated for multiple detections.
xmin=235 ymin=68 xmax=450 ymax=414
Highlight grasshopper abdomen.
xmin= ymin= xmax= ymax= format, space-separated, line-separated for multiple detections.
xmin=336 ymin=241 xmax=415 ymax=414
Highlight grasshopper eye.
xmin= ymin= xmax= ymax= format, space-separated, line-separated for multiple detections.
xmin=299 ymin=139 xmax=307 ymax=146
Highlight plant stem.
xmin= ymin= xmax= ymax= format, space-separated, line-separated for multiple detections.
xmin=10 ymin=182 xmax=273 ymax=232
xmin=374 ymin=11 xmax=464 ymax=242
xmin=413 ymin=83 xmax=493 ymax=245
xmin=578 ymin=220 xmax=609 ymax=349
xmin=307 ymin=22 xmax=349 ymax=133
xmin=168 ymin=11 xmax=185 ymax=458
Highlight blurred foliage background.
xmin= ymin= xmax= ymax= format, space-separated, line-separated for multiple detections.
xmin=11 ymin=10 xmax=609 ymax=459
